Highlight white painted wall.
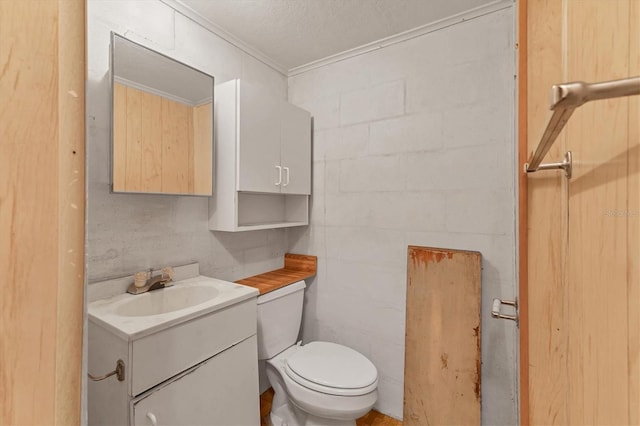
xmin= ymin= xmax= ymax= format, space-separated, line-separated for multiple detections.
xmin=87 ymin=1 xmax=517 ymax=423
xmin=287 ymin=6 xmax=518 ymax=423
xmin=86 ymin=0 xmax=288 ymax=283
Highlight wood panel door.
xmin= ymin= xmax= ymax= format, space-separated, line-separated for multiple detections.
xmin=0 ymin=0 xmax=85 ymax=423
xmin=520 ymin=0 xmax=639 ymax=424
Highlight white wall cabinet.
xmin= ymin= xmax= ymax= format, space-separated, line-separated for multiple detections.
xmin=209 ymin=79 xmax=311 ymax=232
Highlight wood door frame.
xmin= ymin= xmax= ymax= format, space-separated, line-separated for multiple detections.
xmin=517 ymin=0 xmax=530 ymax=424
xmin=0 ymin=1 xmax=85 ymax=423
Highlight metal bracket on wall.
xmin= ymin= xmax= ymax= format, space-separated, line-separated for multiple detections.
xmin=525 ymin=151 xmax=573 ymax=179
xmin=525 ymin=76 xmax=640 ymax=177
xmin=88 ymin=359 xmax=125 ymax=382
xmin=491 ymin=298 xmax=519 ymax=325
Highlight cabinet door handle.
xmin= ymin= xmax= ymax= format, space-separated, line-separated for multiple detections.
xmin=275 ymin=165 xmax=282 ymax=186
xmin=283 ymin=167 xmax=290 ymax=187
xmin=146 ymin=412 xmax=157 ymax=426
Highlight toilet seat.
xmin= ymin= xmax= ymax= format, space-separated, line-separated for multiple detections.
xmin=284 ymin=342 xmax=378 ymax=397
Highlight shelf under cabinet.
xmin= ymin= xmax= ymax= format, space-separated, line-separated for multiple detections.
xmin=236 ymin=221 xmax=309 ymax=231
xmin=237 ymin=192 xmax=308 ymax=227
xmin=209 ymin=191 xmax=309 ymax=232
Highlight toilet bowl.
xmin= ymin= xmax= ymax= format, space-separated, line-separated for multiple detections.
xmin=257 ymin=281 xmax=378 ymax=426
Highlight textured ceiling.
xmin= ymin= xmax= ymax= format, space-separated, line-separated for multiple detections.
xmin=178 ymin=0 xmax=495 ymax=70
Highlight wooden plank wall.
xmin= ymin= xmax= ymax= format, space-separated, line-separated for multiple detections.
xmin=141 ymin=89 xmax=163 ymax=192
xmin=193 ymin=102 xmax=213 ymax=195
xmin=161 ymin=93 xmax=192 ymax=194
xmin=112 ymin=83 xmax=212 ymax=195
xmin=628 ymin=5 xmax=640 ymax=422
xmin=524 ymin=0 xmax=639 ymax=423
xmin=404 ymin=246 xmax=481 ymax=426
xmin=0 ymin=0 xmax=85 ymax=423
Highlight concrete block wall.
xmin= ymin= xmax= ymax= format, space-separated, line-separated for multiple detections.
xmin=287 ymin=7 xmax=517 ymax=423
xmin=86 ymin=0 xmax=288 ymax=283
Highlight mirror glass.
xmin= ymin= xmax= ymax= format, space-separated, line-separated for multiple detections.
xmin=110 ymin=33 xmax=214 ymax=196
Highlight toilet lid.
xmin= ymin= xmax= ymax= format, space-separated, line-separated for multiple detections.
xmin=285 ymin=342 xmax=378 ymax=395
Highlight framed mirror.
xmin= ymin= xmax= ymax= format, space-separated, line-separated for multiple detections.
xmin=110 ymin=33 xmax=214 ymax=196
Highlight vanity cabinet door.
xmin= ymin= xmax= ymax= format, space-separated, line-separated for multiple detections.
xmin=236 ymin=80 xmax=282 ymax=194
xmin=133 ymin=335 xmax=259 ymax=426
xmin=280 ymin=101 xmax=311 ymax=195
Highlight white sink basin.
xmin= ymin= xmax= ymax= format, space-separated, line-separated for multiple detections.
xmin=88 ymin=276 xmax=258 ymax=339
xmin=115 ymin=284 xmax=220 ymax=317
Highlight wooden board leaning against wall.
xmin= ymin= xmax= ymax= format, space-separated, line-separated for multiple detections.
xmin=113 ymin=82 xmax=212 ymax=195
xmin=404 ymin=246 xmax=481 ymax=426
xmin=521 ymin=0 xmax=639 ymax=424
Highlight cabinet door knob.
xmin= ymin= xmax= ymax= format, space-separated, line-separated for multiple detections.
xmin=275 ymin=165 xmax=282 ymax=185
xmin=283 ymin=167 xmax=290 ymax=187
xmin=146 ymin=412 xmax=157 ymax=426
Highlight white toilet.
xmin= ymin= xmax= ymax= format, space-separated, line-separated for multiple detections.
xmin=257 ymin=280 xmax=378 ymax=426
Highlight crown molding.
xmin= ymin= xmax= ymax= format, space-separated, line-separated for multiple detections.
xmin=159 ymin=0 xmax=289 ymax=76
xmin=160 ymin=0 xmax=513 ymax=79
xmin=288 ymin=0 xmax=514 ymax=76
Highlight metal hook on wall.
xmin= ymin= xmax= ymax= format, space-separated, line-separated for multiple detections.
xmin=88 ymin=359 xmax=125 ymax=382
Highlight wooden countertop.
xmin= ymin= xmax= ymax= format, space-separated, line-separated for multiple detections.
xmin=235 ymin=253 xmax=317 ymax=295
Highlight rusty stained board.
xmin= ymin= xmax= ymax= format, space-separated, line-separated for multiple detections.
xmin=404 ymin=246 xmax=482 ymax=426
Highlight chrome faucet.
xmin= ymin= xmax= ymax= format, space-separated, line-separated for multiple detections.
xmin=127 ymin=267 xmax=174 ymax=295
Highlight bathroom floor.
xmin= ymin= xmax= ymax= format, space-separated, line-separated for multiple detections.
xmin=260 ymin=388 xmax=402 ymax=426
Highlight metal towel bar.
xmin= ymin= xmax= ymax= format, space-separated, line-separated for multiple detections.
xmin=526 ymin=76 xmax=640 ymax=175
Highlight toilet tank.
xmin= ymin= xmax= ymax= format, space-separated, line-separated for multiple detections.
xmin=256 ymin=280 xmax=306 ymax=360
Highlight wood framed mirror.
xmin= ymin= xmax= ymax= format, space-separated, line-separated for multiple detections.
xmin=110 ymin=33 xmax=214 ymax=196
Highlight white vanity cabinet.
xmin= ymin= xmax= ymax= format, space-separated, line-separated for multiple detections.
xmin=209 ymin=79 xmax=311 ymax=232
xmin=132 ymin=336 xmax=258 ymax=426
xmin=88 ymin=279 xmax=260 ymax=426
